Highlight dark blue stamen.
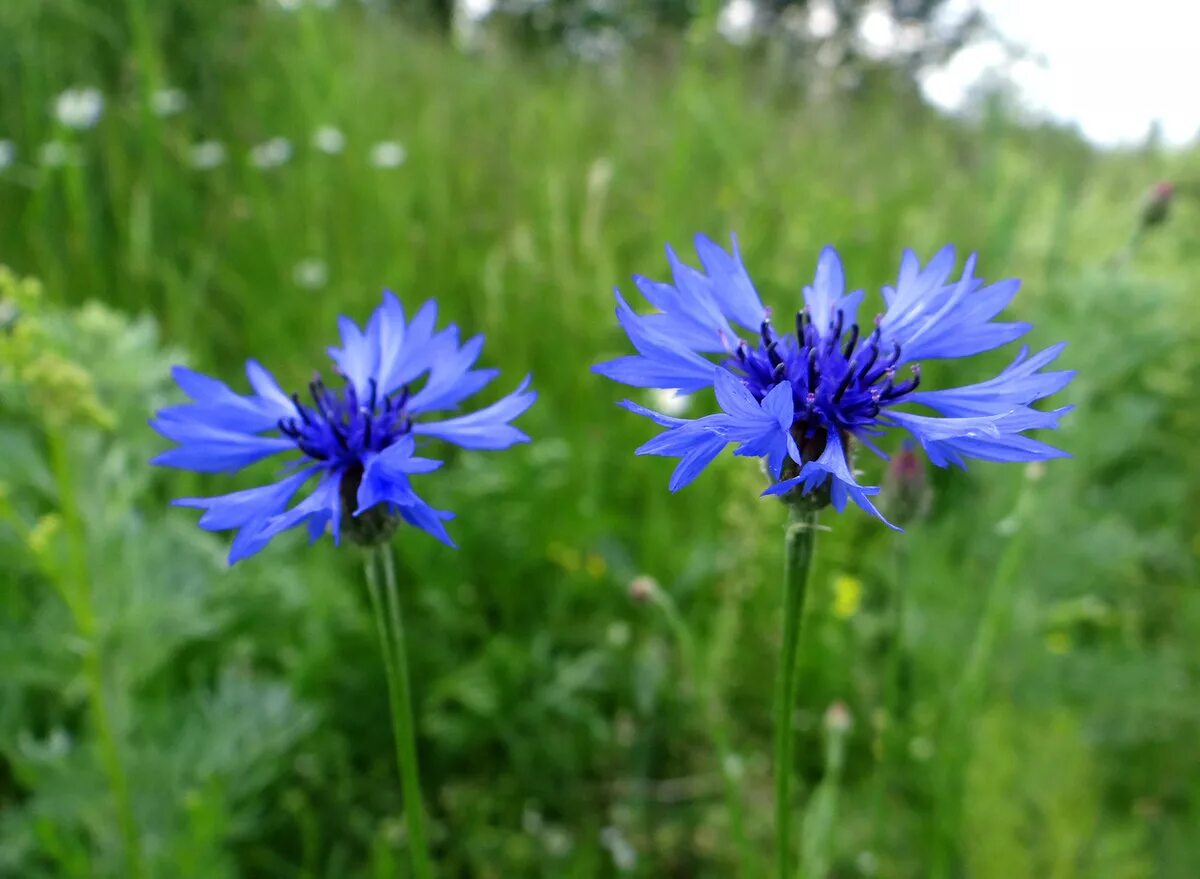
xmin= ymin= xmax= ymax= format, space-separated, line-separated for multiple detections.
xmin=842 ymin=323 xmax=860 ymax=359
xmin=279 ymin=373 xmax=414 ymax=466
xmin=732 ymin=302 xmax=921 ymax=464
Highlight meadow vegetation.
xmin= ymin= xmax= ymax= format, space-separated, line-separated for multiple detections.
xmin=1 ymin=2 xmax=1198 ymax=876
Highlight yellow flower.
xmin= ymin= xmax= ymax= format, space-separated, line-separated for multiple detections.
xmin=584 ymin=552 xmax=607 ymax=579
xmin=1044 ymin=631 xmax=1072 ymax=655
xmin=546 ymin=541 xmax=581 ymax=573
xmin=28 ymin=513 xmax=63 ymax=560
xmin=832 ymin=574 xmax=862 ymax=619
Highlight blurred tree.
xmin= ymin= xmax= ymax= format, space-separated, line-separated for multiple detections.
xmin=415 ymin=0 xmax=983 ymax=70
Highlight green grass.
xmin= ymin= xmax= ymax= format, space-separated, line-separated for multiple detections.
xmin=2 ymin=2 xmax=1200 ymax=876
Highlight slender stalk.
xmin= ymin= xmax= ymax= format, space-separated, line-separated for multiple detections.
xmin=775 ymin=506 xmax=818 ymax=879
xmin=650 ymin=587 xmax=758 ymax=877
xmin=47 ymin=431 xmax=145 ymax=879
xmin=930 ymin=479 xmax=1037 ymax=878
xmin=364 ymin=547 xmax=434 ymax=879
xmin=871 ymin=538 xmax=912 ymax=855
xmin=885 ymin=537 xmax=911 ymax=762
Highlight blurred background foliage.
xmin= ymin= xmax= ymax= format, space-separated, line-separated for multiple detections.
xmin=1 ymin=0 xmax=1199 ymax=876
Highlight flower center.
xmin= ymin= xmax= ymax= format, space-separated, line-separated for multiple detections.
xmin=276 ymin=374 xmax=412 ymax=466
xmin=729 ymin=308 xmax=921 ymax=437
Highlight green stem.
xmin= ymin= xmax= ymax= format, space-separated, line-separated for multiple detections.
xmin=47 ymin=431 xmax=146 ymax=879
xmin=365 ymin=547 xmax=434 ymax=879
xmin=930 ymin=481 xmax=1036 ymax=878
xmin=651 ymin=587 xmax=758 ymax=877
xmin=775 ymin=507 xmax=818 ymax=879
xmin=885 ymin=537 xmax=910 ymax=762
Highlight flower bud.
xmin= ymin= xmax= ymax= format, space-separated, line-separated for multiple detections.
xmin=882 ymin=440 xmax=931 ymax=525
xmin=824 ymin=700 xmax=853 ymax=735
xmin=1139 ymin=180 xmax=1174 ymax=230
xmin=628 ymin=575 xmax=658 ymax=603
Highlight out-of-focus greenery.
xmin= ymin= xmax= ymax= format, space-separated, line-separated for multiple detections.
xmin=1 ymin=1 xmax=1199 ymax=876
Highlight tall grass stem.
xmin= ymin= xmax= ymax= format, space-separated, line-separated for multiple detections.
xmin=775 ymin=507 xmax=818 ymax=879
xmin=650 ymin=586 xmax=758 ymax=876
xmin=47 ymin=431 xmax=146 ymax=879
xmin=365 ymin=546 xmax=434 ymax=879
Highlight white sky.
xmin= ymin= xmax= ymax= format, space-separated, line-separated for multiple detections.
xmin=918 ymin=0 xmax=1200 ymax=147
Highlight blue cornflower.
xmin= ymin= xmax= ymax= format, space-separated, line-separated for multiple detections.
xmin=594 ymin=236 xmax=1073 ymax=527
xmin=152 ymin=292 xmax=536 ymax=562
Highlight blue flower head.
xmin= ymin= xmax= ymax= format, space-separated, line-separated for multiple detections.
xmin=594 ymin=236 xmax=1074 ymax=527
xmin=152 ymin=292 xmax=536 ymax=563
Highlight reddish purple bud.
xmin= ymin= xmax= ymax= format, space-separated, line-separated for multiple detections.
xmin=629 ymin=575 xmax=658 ymax=604
xmin=883 ymin=441 xmax=931 ymax=524
xmin=824 ymin=701 xmax=853 ymax=735
xmin=1140 ymin=180 xmax=1174 ymax=229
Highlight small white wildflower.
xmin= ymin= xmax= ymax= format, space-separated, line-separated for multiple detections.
xmin=567 ymin=27 xmax=624 ymax=64
xmin=721 ymin=752 xmax=745 ymax=781
xmin=542 ymin=827 xmax=573 ymax=858
xmin=0 ymin=140 xmax=14 ymax=170
xmin=908 ymin=736 xmax=934 ymax=762
xmin=807 ymin=0 xmax=838 ymax=40
xmin=460 ymin=0 xmax=494 ymax=19
xmin=606 ymin=621 xmax=631 ymax=649
xmin=151 ymin=87 xmax=187 ymax=117
xmin=292 ymin=258 xmax=329 ymax=290
xmin=717 ymin=0 xmax=757 ymax=46
xmin=369 ymin=141 xmax=407 ymax=168
xmin=39 ymin=141 xmax=72 ymax=168
xmin=250 ymin=137 xmax=292 ymax=169
xmin=600 ymin=826 xmax=637 ymax=873
xmin=276 ymin=0 xmax=302 ymax=10
xmin=312 ymin=125 xmax=346 ymax=155
xmin=650 ymin=388 xmax=690 ymax=417
xmin=54 ymin=87 xmax=104 ymax=130
xmin=994 ymin=515 xmax=1019 ymax=537
xmin=521 ymin=804 xmax=545 ymax=836
xmin=856 ymin=850 xmax=879 ymax=876
xmin=189 ymin=140 xmax=227 ymax=170
xmin=586 ymin=156 xmax=614 ymax=194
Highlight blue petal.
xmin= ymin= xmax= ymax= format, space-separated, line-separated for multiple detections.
xmin=376 ymin=297 xmax=441 ymax=395
xmin=600 ymin=289 xmax=723 ymax=391
xmin=173 ymin=468 xmax=317 ymax=531
xmin=733 ymin=384 xmax=795 ymax=477
xmin=888 ymin=407 xmax=1072 ymax=468
xmin=592 ymin=355 xmax=717 ymax=394
xmin=369 ymin=290 xmax=408 ymax=393
xmin=880 ymin=249 xmax=1030 ymax=361
xmin=712 ymin=368 xmax=765 ymax=423
xmin=764 ymin=431 xmax=897 ymax=529
xmin=691 ymin=233 xmax=768 ymax=331
xmin=150 ymin=417 xmax=294 ymax=473
xmin=173 ymin=468 xmax=319 ymax=564
xmin=397 ymin=499 xmax=457 ymax=548
xmin=617 ymin=399 xmax=688 ymax=429
xmin=407 ymin=329 xmax=499 ymax=414
xmin=880 ymin=245 xmax=956 ymax=311
xmin=250 ymin=471 xmax=343 ymax=556
xmin=244 ymin=359 xmax=294 ymax=414
xmin=356 ymin=437 xmax=444 ymax=514
xmin=412 ymin=376 xmax=536 ymax=450
xmin=803 ymin=247 xmax=865 ymax=338
xmin=666 ymin=432 xmax=729 ymax=492
xmin=327 ymin=315 xmax=378 ymax=401
xmin=631 ymin=274 xmax=731 ymax=354
xmin=908 ymin=342 xmax=1075 ymax=417
xmin=162 ymin=365 xmax=292 ymax=433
